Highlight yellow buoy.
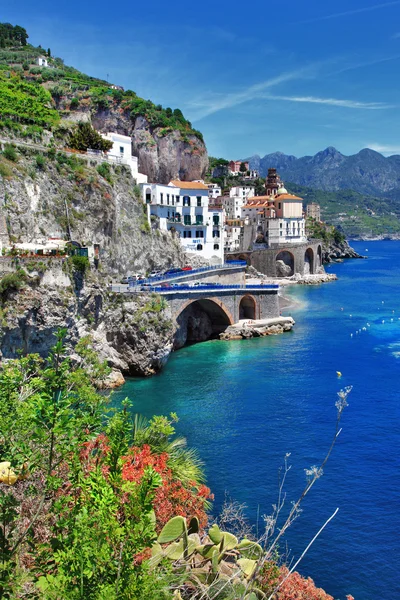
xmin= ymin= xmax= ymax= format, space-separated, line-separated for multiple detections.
xmin=336 ymin=371 xmax=342 ymax=378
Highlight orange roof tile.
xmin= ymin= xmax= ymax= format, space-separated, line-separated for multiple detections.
xmin=169 ymin=180 xmax=208 ymax=190
xmin=275 ymin=193 xmax=303 ymax=201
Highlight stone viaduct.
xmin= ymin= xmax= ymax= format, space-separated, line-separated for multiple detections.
xmin=226 ymin=240 xmax=323 ymax=278
xmin=159 ymin=285 xmax=280 ymax=348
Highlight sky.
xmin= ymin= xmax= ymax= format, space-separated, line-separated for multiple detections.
xmin=3 ymin=0 xmax=400 ymax=159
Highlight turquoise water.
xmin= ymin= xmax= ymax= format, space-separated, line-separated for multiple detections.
xmin=113 ymin=241 xmax=400 ymax=600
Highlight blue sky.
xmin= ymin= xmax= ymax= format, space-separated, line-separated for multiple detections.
xmin=3 ymin=0 xmax=400 ymax=158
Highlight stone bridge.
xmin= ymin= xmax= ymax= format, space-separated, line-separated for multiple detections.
xmin=226 ymin=240 xmax=323 ymax=278
xmin=158 ymin=285 xmax=280 ymax=348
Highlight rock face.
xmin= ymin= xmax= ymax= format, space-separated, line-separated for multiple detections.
xmin=0 ymin=278 xmax=176 ymax=379
xmin=323 ymin=239 xmax=364 ymax=263
xmin=0 ymin=152 xmax=186 ymax=276
xmin=90 ymin=111 xmax=208 ymax=184
xmin=174 ymin=304 xmax=214 ymax=349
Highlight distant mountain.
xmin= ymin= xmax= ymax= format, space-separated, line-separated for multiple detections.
xmin=247 ymin=147 xmax=400 ymax=200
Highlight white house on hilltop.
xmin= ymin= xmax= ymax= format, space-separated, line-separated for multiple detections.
xmin=36 ymin=56 xmax=48 ymax=67
xmin=101 ymin=132 xmax=148 ymax=184
xmin=141 ymin=180 xmax=224 ymax=263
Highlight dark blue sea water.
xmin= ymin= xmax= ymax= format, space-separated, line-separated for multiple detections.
xmin=113 ymin=241 xmax=400 ymax=600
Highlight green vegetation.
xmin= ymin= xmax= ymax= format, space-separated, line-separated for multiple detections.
xmin=0 ymin=23 xmax=28 ymax=47
xmin=2 ymin=144 xmax=17 ymax=162
xmin=96 ymin=161 xmax=113 ymax=183
xmin=0 ymin=270 xmax=26 ymax=300
xmin=70 ymin=255 xmax=90 ymax=274
xmin=288 ymin=181 xmax=400 ymax=238
xmin=0 ymin=22 xmax=204 ymax=145
xmin=68 ymin=122 xmax=113 ymax=152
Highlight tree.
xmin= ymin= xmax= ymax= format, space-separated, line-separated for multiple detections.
xmin=240 ymin=161 xmax=247 ymax=173
xmin=47 ymin=47 xmax=51 ymax=57
xmin=68 ymin=122 xmax=113 ymax=152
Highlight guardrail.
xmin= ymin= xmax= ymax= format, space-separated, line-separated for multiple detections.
xmin=128 ymin=260 xmax=248 ymax=286
xmin=110 ymin=283 xmax=278 ymax=294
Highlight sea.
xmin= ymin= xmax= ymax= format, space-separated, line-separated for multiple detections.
xmin=112 ymin=240 xmax=400 ymax=600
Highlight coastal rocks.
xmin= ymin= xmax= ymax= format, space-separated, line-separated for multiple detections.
xmin=276 ymin=259 xmax=293 ymax=277
xmin=323 ymin=239 xmax=363 ymax=262
xmin=293 ymin=273 xmax=338 ymax=285
xmin=220 ymin=317 xmax=295 ymax=340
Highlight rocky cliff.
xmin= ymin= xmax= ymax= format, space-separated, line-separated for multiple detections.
xmin=0 ymin=148 xmax=186 ymax=276
xmin=0 ymin=269 xmax=175 ymax=381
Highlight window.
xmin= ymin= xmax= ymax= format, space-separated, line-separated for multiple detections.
xmin=167 ymin=194 xmax=170 ymax=205
xmin=197 ymin=196 xmax=202 ymax=207
xmin=213 ymin=215 xmax=220 ymax=225
xmin=184 ymin=215 xmax=191 ymax=225
xmin=176 ymin=195 xmax=180 ymax=204
xmin=168 ymin=211 xmax=170 ymax=218
xmin=278 ymin=203 xmax=281 ymax=210
xmin=183 ymin=196 xmax=190 ymax=207
xmin=196 ymin=215 xmax=203 ymax=225
xmin=120 ymin=146 xmax=124 ymax=154
xmin=213 ymin=230 xmax=220 ymax=237
xmin=197 ymin=244 xmax=203 ymax=251
xmin=196 ymin=230 xmax=204 ymax=238
xmin=214 ymin=244 xmax=219 ymax=250
xmin=160 ymin=193 xmax=163 ymax=205
xmin=183 ymin=231 xmax=192 ymax=238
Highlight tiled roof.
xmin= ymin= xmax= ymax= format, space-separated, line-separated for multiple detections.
xmin=276 ymin=193 xmax=303 ymax=201
xmin=169 ymin=180 xmax=208 ymax=190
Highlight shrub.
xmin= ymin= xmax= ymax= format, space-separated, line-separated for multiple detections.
xmin=70 ymin=255 xmax=90 ymax=273
xmin=3 ymin=144 xmax=17 ymax=161
xmin=69 ymin=121 xmax=113 ymax=152
xmin=0 ymin=162 xmax=12 ymax=177
xmin=35 ymin=153 xmax=46 ymax=169
xmin=70 ymin=97 xmax=79 ymax=110
xmin=0 ymin=270 xmax=26 ymax=299
xmin=96 ymin=161 xmax=112 ymax=183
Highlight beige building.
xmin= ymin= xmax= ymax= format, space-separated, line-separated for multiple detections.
xmin=306 ymin=202 xmax=321 ymax=221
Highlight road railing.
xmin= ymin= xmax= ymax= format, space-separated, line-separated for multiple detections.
xmin=128 ymin=260 xmax=248 ymax=287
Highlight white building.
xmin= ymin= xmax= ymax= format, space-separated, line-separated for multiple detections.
xmin=208 ymin=183 xmax=222 ymax=199
xmin=229 ymin=186 xmax=255 ymax=199
xmin=222 ymin=195 xmax=246 ymax=220
xmin=244 ymin=169 xmax=259 ymax=179
xmin=241 ymin=186 xmax=306 ymax=247
xmin=36 ymin=56 xmax=48 ymax=67
xmin=141 ymin=180 xmax=224 ymax=263
xmin=224 ymin=219 xmax=243 ymax=252
xmin=102 ymin=132 xmax=148 ymax=184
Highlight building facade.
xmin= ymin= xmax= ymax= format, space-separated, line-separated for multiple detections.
xmin=102 ymin=132 xmax=148 ymax=183
xmin=306 ymin=202 xmax=321 ymax=221
xmin=141 ymin=181 xmax=224 ymax=263
xmin=241 ymin=185 xmax=307 ymax=248
xmin=208 ymin=183 xmax=222 ymax=199
xmin=229 ymin=160 xmax=249 ymax=174
xmin=224 ymin=219 xmax=243 ymax=253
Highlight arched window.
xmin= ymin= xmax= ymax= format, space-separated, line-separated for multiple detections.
xmin=214 ymin=244 xmax=219 ymax=250
xmin=197 ymin=244 xmax=203 ymax=251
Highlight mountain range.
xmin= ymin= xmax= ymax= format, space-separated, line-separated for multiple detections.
xmin=247 ymin=147 xmax=400 ymax=200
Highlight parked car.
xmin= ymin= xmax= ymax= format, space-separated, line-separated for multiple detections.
xmin=120 ymin=277 xmax=129 ymax=284
xmin=160 ymin=282 xmax=171 ymax=288
xmin=140 ymin=283 xmax=152 ymax=290
xmin=164 ymin=267 xmax=183 ymax=275
xmin=182 ymin=266 xmax=193 ymax=271
xmin=149 ymin=270 xmax=162 ymax=278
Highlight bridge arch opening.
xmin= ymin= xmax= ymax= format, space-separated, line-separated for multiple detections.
xmin=275 ymin=250 xmax=294 ymax=277
xmin=239 ymin=295 xmax=256 ymax=320
xmin=174 ymin=299 xmax=233 ymax=349
xmin=304 ymin=247 xmax=314 ymax=274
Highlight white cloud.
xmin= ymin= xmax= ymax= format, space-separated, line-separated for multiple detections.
xmin=260 ymin=94 xmax=394 ymax=110
xmin=367 ymin=143 xmax=400 ymax=154
xmin=189 ymin=66 xmax=319 ymax=121
xmin=295 ymin=1 xmax=400 ymax=25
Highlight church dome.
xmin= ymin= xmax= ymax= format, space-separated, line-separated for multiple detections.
xmin=276 ymin=186 xmax=288 ymax=195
